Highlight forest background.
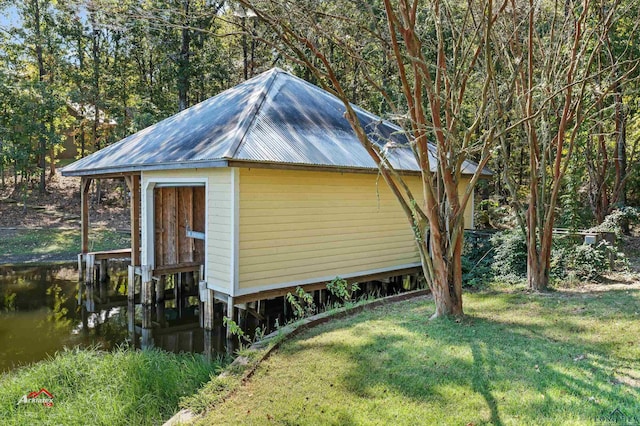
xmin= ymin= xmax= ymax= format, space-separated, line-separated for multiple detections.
xmin=1 ymin=0 xmax=639 ymax=296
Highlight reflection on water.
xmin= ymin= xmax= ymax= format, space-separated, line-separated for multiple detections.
xmin=0 ymin=263 xmax=225 ymax=373
xmin=1 ymin=263 xmax=417 ymax=373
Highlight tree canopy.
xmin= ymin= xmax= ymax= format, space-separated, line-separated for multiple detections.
xmin=0 ymin=0 xmax=638 ymax=312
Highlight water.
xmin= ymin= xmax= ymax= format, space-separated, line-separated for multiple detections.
xmin=0 ymin=263 xmax=417 ymax=373
xmin=0 ymin=263 xmax=211 ymax=372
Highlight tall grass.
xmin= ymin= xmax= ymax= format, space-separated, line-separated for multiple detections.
xmin=0 ymin=346 xmax=223 ymax=425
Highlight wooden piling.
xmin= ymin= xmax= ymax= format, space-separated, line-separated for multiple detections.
xmin=77 ymin=254 xmax=84 ymax=283
xmin=204 ymin=297 xmax=225 ymax=360
xmin=99 ymin=259 xmax=108 ymax=283
xmin=127 ymin=265 xmax=136 ymax=301
xmin=84 ymin=254 xmax=95 ymax=285
xmin=141 ymin=305 xmax=154 ymax=349
xmin=225 ymin=296 xmax=236 ymax=356
xmin=202 ymin=287 xmax=215 ymax=330
xmin=141 ymin=265 xmax=153 ymax=306
xmin=127 ymin=299 xmax=136 ymax=348
xmin=175 ymin=273 xmax=183 ymax=317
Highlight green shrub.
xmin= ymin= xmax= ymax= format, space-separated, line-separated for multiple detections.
xmin=566 ymin=241 xmax=628 ymax=281
xmin=462 ymin=232 xmax=495 ymax=287
xmin=567 ymin=243 xmax=610 ymax=280
xmin=590 ymin=207 xmax=640 ymax=237
xmin=474 ymin=198 xmax=513 ymax=229
xmin=286 ymin=287 xmax=316 ymax=319
xmin=490 ymin=229 xmax=528 ymax=282
xmin=486 ymin=228 xmax=629 ymax=284
xmin=326 ymin=277 xmax=360 ymax=304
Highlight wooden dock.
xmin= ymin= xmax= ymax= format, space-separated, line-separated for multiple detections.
xmin=79 ymin=248 xmax=132 ymax=284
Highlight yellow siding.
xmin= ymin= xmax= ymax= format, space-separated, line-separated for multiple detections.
xmin=142 ymin=168 xmax=233 ymax=292
xmin=238 ymin=168 xmax=423 ymax=290
xmin=141 ymin=167 xmax=475 ymax=296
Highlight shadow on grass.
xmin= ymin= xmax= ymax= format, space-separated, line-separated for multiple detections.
xmin=288 ymin=290 xmax=640 ymax=424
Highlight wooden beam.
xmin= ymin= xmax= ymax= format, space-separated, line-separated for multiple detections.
xmin=233 ymin=267 xmax=422 ymax=305
xmin=125 ymin=174 xmax=141 ymax=266
xmin=80 ymin=177 xmax=92 ymax=254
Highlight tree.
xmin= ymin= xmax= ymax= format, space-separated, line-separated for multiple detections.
xmin=582 ymin=0 xmax=640 ymax=224
xmin=496 ymin=0 xmax=639 ymax=290
xmin=237 ymin=0 xmax=510 ymax=317
xmin=0 ymin=0 xmax=67 ymax=192
xmin=14 ymin=0 xmax=64 ymax=192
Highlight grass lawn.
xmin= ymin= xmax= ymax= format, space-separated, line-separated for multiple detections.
xmin=0 ymin=347 xmax=222 ymax=426
xmin=197 ymin=284 xmax=640 ymax=425
xmin=0 ymin=228 xmax=130 ymax=263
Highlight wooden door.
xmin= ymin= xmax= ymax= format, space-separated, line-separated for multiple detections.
xmin=154 ymin=186 xmax=205 ymax=267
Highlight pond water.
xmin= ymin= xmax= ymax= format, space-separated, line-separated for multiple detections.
xmin=0 ymin=263 xmax=217 ymax=373
xmin=0 ymin=263 xmax=417 ymax=373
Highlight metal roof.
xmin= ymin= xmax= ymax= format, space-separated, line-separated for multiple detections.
xmin=61 ymin=68 xmax=487 ymax=177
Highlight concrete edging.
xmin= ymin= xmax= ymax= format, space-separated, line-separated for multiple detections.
xmin=163 ymin=288 xmax=431 ymax=426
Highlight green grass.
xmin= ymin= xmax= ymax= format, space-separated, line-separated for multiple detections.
xmin=0 ymin=347 xmax=223 ymax=425
xmin=0 ymin=228 xmax=130 ymax=260
xmin=196 ymin=287 xmax=640 ymax=425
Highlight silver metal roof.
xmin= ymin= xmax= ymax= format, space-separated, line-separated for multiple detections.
xmin=61 ymin=68 xmax=487 ymax=176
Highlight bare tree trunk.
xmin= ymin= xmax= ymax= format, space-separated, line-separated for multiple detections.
xmin=240 ymin=0 xmax=504 ymax=317
xmin=33 ymin=0 xmax=47 ymax=193
xmin=178 ymin=0 xmax=191 ymax=111
xmin=614 ymin=82 xmax=627 ymax=205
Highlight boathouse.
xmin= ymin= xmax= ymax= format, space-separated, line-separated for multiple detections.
xmin=62 ymin=68 xmax=486 ymax=335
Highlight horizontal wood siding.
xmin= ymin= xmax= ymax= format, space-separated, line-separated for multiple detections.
xmin=238 ymin=169 xmax=422 ymax=290
xmin=142 ymin=168 xmax=233 ymax=292
xmin=207 ymin=169 xmax=233 ymax=291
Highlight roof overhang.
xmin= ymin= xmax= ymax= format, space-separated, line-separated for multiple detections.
xmin=61 ymin=159 xmax=230 ymax=178
xmin=62 ymin=157 xmax=492 ymax=180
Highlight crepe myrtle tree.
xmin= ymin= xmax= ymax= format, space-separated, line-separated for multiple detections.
xmin=236 ymin=0 xmax=517 ymax=317
xmin=494 ymin=0 xmax=639 ymax=290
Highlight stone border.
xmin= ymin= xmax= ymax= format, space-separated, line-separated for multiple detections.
xmin=164 ymin=288 xmax=430 ymax=426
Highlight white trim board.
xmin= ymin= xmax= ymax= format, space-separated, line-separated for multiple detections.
xmin=140 ymin=174 xmax=209 ymax=270
xmin=231 ymin=167 xmax=240 ymax=297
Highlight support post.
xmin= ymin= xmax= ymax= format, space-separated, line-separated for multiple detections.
xmin=176 ymin=273 xmax=183 ymax=318
xmin=127 ymin=265 xmax=136 ymax=301
xmin=78 ymin=253 xmax=84 ymax=283
xmin=226 ymin=296 xmax=235 ymax=355
xmin=140 ymin=265 xmax=154 ymax=349
xmin=99 ymin=259 xmax=108 ymax=283
xmin=202 ymin=287 xmax=216 ymax=360
xmin=80 ymin=177 xmax=92 ymax=255
xmin=237 ymin=305 xmax=247 ymax=330
xmin=202 ymin=286 xmax=215 ymax=330
xmin=84 ymin=254 xmax=95 ymax=285
xmin=84 ymin=281 xmax=95 ymax=313
xmin=156 ymin=276 xmax=165 ymax=303
xmin=141 ymin=265 xmax=152 ymax=306
xmin=141 ymin=305 xmax=154 ymax=349
xmin=125 ymin=174 xmax=141 ymax=267
xmin=127 ymin=299 xmax=137 ymax=348
xmin=156 ymin=276 xmax=166 ymax=327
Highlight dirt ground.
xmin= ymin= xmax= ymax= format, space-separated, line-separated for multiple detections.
xmin=0 ymin=172 xmax=130 ymax=230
